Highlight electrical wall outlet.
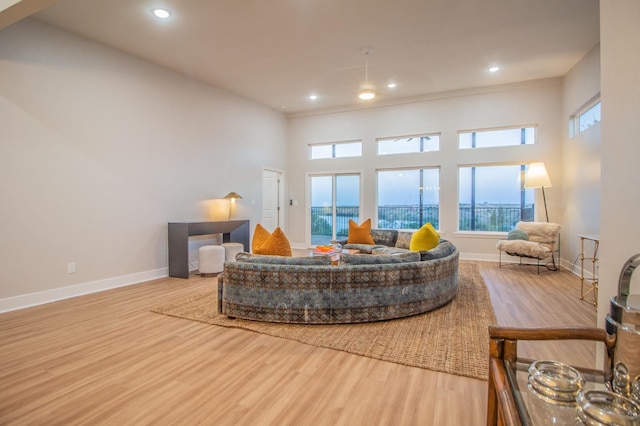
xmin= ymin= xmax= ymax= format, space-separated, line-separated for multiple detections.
xmin=67 ymin=262 xmax=76 ymax=274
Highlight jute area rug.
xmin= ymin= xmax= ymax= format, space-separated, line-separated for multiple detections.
xmin=152 ymin=262 xmax=496 ymax=381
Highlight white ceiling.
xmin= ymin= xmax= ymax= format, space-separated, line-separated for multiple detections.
xmin=27 ymin=0 xmax=599 ymax=115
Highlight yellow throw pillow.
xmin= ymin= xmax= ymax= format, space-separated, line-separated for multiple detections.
xmin=410 ymin=223 xmax=440 ymax=251
xmin=253 ymin=227 xmax=292 ymax=257
xmin=347 ymin=219 xmax=376 ymax=245
xmin=252 ymin=223 xmax=271 ymax=253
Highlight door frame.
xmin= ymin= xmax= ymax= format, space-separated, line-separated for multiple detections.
xmin=262 ymin=168 xmax=285 ymax=232
xmin=306 ymin=170 xmax=363 ymax=247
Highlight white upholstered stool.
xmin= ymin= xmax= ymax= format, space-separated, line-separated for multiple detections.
xmin=198 ymin=245 xmax=225 ymax=277
xmin=222 ymin=242 xmax=244 ymax=262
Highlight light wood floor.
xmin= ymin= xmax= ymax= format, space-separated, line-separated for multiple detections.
xmin=0 ymin=261 xmax=597 ymax=425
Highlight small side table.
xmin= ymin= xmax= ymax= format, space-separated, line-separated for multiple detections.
xmin=487 ymin=326 xmax=613 ymax=426
xmin=578 ymin=234 xmax=599 ymax=308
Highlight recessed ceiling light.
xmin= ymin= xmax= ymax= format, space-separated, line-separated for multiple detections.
xmin=489 ymin=66 xmax=500 ymax=73
xmin=387 ymin=82 xmax=397 ymax=89
xmin=153 ymin=9 xmax=171 ymax=19
xmin=309 ymin=94 xmax=318 ymax=101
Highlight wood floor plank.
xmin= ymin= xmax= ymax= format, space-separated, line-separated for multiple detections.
xmin=0 ymin=261 xmax=597 ymax=425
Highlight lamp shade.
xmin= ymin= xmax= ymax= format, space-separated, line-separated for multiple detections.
xmin=210 ymin=199 xmax=230 ymax=221
xmin=223 ymin=192 xmax=243 ymax=200
xmin=523 ymin=162 xmax=552 ymax=188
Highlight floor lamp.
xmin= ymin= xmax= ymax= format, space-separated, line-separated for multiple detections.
xmin=524 ymin=162 xmax=557 ymax=270
xmin=523 ymin=162 xmax=552 ymax=222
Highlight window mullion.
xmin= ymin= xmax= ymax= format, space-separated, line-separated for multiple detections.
xmin=470 ymin=167 xmax=476 ymax=231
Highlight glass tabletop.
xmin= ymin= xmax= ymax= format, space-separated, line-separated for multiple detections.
xmin=505 ymin=360 xmax=607 ymax=425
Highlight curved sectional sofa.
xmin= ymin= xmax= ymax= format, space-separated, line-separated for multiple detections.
xmin=217 ymin=232 xmax=459 ymax=324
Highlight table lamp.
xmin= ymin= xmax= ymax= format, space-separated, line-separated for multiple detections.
xmin=224 ymin=192 xmax=243 ymax=219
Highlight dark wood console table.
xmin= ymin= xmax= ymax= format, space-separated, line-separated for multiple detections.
xmin=168 ymin=220 xmax=250 ymax=278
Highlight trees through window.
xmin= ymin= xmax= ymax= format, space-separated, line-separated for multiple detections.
xmin=458 ymin=164 xmax=534 ymax=232
xmin=377 ymin=168 xmax=440 ymax=229
xmin=306 ymin=125 xmax=540 ymax=239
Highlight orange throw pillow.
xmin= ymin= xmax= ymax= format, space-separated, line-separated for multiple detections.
xmin=347 ymin=219 xmax=376 ymax=245
xmin=253 ymin=226 xmax=292 ymax=257
xmin=252 ymin=223 xmax=271 ymax=253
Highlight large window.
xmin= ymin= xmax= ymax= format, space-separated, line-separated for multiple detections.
xmin=310 ymin=141 xmax=362 ymax=159
xmin=459 ymin=126 xmax=535 ymax=149
xmin=309 ymin=174 xmax=360 ymax=244
xmin=377 ymin=134 xmax=440 ymax=155
xmin=377 ymin=168 xmax=439 ymax=229
xmin=458 ymin=164 xmax=533 ymax=232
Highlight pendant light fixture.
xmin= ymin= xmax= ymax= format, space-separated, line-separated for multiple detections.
xmin=358 ymin=48 xmax=376 ymax=101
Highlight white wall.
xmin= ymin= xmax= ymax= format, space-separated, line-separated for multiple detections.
xmin=0 ymin=19 xmax=287 ymax=309
xmin=598 ymin=0 xmax=640 ymax=326
xmin=561 ymin=45 xmax=601 ymax=277
xmin=286 ymin=80 xmax=564 ymax=259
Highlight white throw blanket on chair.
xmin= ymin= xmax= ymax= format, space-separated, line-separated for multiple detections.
xmin=496 ymin=221 xmax=561 ymax=259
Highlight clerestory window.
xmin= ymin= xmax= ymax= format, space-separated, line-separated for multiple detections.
xmin=459 ymin=126 xmax=536 ymax=149
xmin=309 ymin=141 xmax=362 ymax=159
xmin=377 ymin=133 xmax=440 ymax=155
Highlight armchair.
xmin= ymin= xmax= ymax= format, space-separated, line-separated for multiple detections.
xmin=496 ymin=221 xmax=561 ymax=273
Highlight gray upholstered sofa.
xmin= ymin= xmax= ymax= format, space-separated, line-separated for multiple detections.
xmin=332 ymin=228 xmax=444 ymax=259
xmin=217 ymin=238 xmax=459 ymax=324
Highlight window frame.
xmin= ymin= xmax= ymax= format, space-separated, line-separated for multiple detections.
xmin=375 ymin=166 xmax=441 ymax=230
xmin=309 ymin=140 xmax=362 ymax=160
xmin=570 ymin=97 xmax=601 ymax=137
xmin=376 ymin=133 xmax=441 ymax=156
xmin=308 ymin=172 xmax=362 ymax=245
xmin=457 ymin=163 xmax=534 ymax=233
xmin=458 ymin=125 xmax=537 ymax=150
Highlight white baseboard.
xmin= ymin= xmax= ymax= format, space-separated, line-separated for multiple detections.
xmin=0 ymin=251 xmax=585 ymax=314
xmin=0 ymin=268 xmax=168 ymax=314
xmin=460 ymin=252 xmax=499 ymax=262
xmin=461 ymin=252 xmax=572 ymax=271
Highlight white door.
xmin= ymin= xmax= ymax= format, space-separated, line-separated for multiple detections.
xmin=262 ymin=169 xmax=283 ymax=232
